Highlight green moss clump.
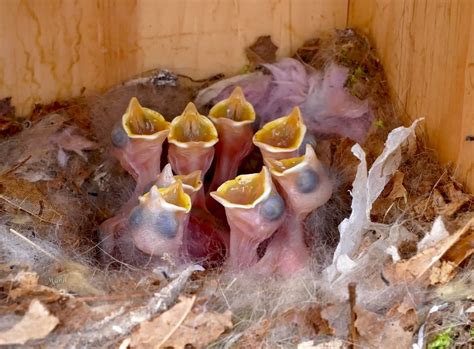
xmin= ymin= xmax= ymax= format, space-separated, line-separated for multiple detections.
xmin=428 ymin=328 xmax=453 ymax=349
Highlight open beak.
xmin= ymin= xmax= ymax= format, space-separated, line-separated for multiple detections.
xmin=267 ymin=144 xmax=332 ymax=216
xmin=130 ymin=180 xmax=191 ymax=258
xmin=253 ymin=107 xmax=306 ymax=161
xmin=167 ymin=102 xmax=218 ymax=176
xmin=208 ymin=87 xmax=256 ymax=193
xmin=210 ymin=167 xmax=285 ymax=270
xmin=156 ymin=164 xmax=203 ymax=203
xmin=101 ymin=98 xmax=170 ymax=254
xmin=111 ymin=97 xmax=170 ymax=187
xmin=167 ymin=102 xmax=218 ymax=210
xmin=256 ymin=144 xmax=333 ymax=275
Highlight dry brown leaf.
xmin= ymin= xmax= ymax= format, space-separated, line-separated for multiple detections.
xmin=429 ymin=222 xmax=473 ymax=286
xmin=266 ymin=307 xmax=335 ymax=343
xmin=387 ymin=171 xmax=407 ymax=200
xmin=8 ymin=271 xmax=60 ymax=300
xmin=0 ymin=299 xmax=59 ymax=345
xmin=371 ymin=171 xmax=407 ymax=219
xmin=235 ymin=320 xmax=270 ymax=349
xmin=355 ymin=306 xmax=413 ymax=349
xmin=12 ymin=271 xmax=39 ymax=290
xmin=320 ymin=303 xmax=350 ymax=338
xmin=413 ymin=183 xmax=472 ymax=220
xmin=0 ymin=97 xmax=22 ymax=136
xmin=384 ymin=218 xmax=474 ymax=284
xmin=305 ymin=306 xmax=335 ymax=336
xmin=246 ymin=35 xmax=278 ymax=69
xmin=429 ymin=261 xmax=457 ymax=285
xmin=438 ymin=182 xmax=472 ymax=216
xmin=385 ymin=296 xmax=419 ymax=331
xmin=130 ymin=296 xmax=232 ymax=348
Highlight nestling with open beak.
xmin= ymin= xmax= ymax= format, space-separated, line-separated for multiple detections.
xmin=208 ymin=87 xmax=256 ymax=193
xmin=155 ymin=164 xmax=203 ymax=204
xmin=256 ymin=144 xmax=333 ymax=275
xmin=99 ymin=98 xmax=170 ymax=255
xmin=100 ymin=92 xmax=334 ymax=274
xmin=167 ymin=102 xmax=218 ymax=210
xmin=210 ymin=167 xmax=285 ymax=271
xmin=113 ymin=180 xmax=192 ymax=266
xmin=253 ymin=106 xmax=306 ymax=161
xmin=111 ymin=97 xmax=170 ymax=188
xmin=156 ymin=164 xmax=228 ymax=264
xmin=167 ymin=102 xmax=218 ymax=177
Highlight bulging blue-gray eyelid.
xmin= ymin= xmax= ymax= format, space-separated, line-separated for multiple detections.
xmin=111 ymin=126 xmax=129 ymax=148
xmin=296 ymin=168 xmax=319 ymax=193
xmin=129 ymin=206 xmax=145 ymax=228
xmin=154 ymin=212 xmax=179 ymax=239
xmin=260 ymin=193 xmax=285 ymax=221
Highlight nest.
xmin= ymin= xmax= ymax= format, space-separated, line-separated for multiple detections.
xmin=0 ymin=29 xmax=472 ymax=348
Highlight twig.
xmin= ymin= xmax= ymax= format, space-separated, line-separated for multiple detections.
xmin=156 ymin=295 xmax=196 ymax=347
xmin=419 ymin=170 xmax=447 ymax=217
xmin=0 ymin=194 xmax=60 ymax=225
xmin=48 ymin=264 xmax=204 ymax=348
xmin=9 ymin=228 xmax=60 ymax=262
xmin=176 ymin=73 xmax=225 ymax=83
xmin=0 ymin=155 xmax=31 ymax=176
xmin=348 ymin=282 xmax=357 ymax=349
xmin=76 ymin=291 xmax=150 ymax=303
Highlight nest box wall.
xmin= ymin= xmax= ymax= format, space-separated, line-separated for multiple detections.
xmin=0 ymin=0 xmax=472 ymax=193
xmin=348 ymin=0 xmax=474 ymax=194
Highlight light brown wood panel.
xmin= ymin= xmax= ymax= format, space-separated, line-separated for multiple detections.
xmin=0 ymin=0 xmax=347 ymax=115
xmin=348 ymin=0 xmax=474 ymax=193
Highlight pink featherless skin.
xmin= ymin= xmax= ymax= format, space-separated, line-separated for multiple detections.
xmin=167 ymin=102 xmax=218 ymax=211
xmin=99 ymin=98 xmax=170 ymax=257
xmin=210 ymin=167 xmax=285 ymax=271
xmin=254 ymin=145 xmax=333 ymax=275
xmin=111 ymin=182 xmax=192 ymax=266
xmin=207 ymin=87 xmax=256 ymax=194
xmin=250 ymin=107 xmax=333 ymax=275
xmin=99 ymin=69 xmax=341 ymax=272
xmin=195 ymin=58 xmax=373 ymax=142
xmin=154 ymin=164 xmax=228 ymax=264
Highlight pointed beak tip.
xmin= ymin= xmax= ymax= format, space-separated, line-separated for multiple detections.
xmin=184 ymin=102 xmax=199 ymax=115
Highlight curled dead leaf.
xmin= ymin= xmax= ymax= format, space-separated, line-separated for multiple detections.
xmin=246 ymin=36 xmax=278 ymax=69
xmin=355 ymin=306 xmax=414 ymax=349
xmin=384 ymin=218 xmax=474 ymax=285
xmin=387 ymin=170 xmax=407 ymax=201
xmin=8 ymin=271 xmax=61 ymax=300
xmin=413 ymin=183 xmax=472 ymax=220
xmin=130 ymin=296 xmax=232 ymax=348
xmin=438 ymin=183 xmax=472 ymax=216
xmin=0 ymin=299 xmax=59 ymax=345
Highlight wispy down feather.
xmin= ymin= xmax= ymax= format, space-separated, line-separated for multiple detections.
xmin=196 ymin=58 xmax=373 ymax=142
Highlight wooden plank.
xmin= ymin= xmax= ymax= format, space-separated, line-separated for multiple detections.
xmin=348 ymin=0 xmax=474 ymax=193
xmin=0 ymin=0 xmax=347 ymax=115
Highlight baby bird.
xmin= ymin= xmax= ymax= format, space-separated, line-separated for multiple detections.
xmin=208 ymin=87 xmax=256 ymax=193
xmin=256 ymin=144 xmax=333 ymax=275
xmin=211 ymin=167 xmax=285 ymax=271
